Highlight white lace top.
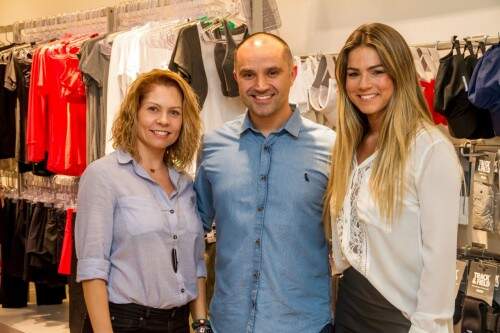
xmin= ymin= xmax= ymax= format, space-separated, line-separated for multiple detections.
xmin=331 ymin=127 xmax=462 ymax=333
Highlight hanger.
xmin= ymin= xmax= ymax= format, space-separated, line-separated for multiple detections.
xmin=462 ymin=37 xmax=473 ymax=56
xmin=451 ymin=35 xmax=461 ymax=55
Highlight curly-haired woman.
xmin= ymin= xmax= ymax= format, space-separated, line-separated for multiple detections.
xmin=75 ymin=69 xmax=210 ymax=333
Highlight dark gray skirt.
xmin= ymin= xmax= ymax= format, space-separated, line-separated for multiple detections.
xmin=334 ymin=267 xmax=411 ymax=333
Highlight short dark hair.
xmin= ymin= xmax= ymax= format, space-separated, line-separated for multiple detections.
xmin=234 ymin=32 xmax=293 ymax=67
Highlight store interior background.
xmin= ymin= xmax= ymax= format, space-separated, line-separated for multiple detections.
xmin=0 ymin=0 xmax=499 ymax=54
xmin=0 ymin=0 xmax=498 ymax=332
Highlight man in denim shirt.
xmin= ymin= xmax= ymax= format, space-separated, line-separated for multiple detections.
xmin=194 ymin=33 xmax=335 ymax=333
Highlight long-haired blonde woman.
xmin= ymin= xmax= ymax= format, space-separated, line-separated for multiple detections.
xmin=75 ymin=69 xmax=212 ymax=333
xmin=326 ymin=23 xmax=461 ymax=333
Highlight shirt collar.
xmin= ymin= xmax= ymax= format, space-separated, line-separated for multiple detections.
xmin=238 ymin=104 xmax=302 ymax=138
xmin=116 ymin=149 xmax=183 ymax=191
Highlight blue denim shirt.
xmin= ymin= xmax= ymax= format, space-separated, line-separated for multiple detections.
xmin=75 ymin=150 xmax=206 ymax=309
xmin=194 ymin=108 xmax=335 ymax=333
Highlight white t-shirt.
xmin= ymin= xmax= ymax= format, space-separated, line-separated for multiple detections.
xmin=331 ymin=126 xmax=461 ymax=333
xmin=105 ymin=27 xmax=144 ymax=154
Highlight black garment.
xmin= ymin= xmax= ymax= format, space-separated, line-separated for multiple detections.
xmin=461 ymin=297 xmax=488 ymax=333
xmin=0 ymin=198 xmax=29 ymax=308
xmin=1 ymin=274 xmax=29 ymax=308
xmin=0 ymin=63 xmax=17 ymax=158
xmin=214 ymin=22 xmax=248 ymax=97
xmin=35 ymin=282 xmax=66 ymax=305
xmin=434 ymin=37 xmax=494 ymax=139
xmin=25 ymin=203 xmax=67 ymax=287
xmin=83 ymin=303 xmax=190 ymax=333
xmin=169 ymin=24 xmax=207 ymax=108
xmin=9 ymin=199 xmax=29 ymax=278
xmin=13 ymin=57 xmax=32 ymax=163
xmin=26 ymin=202 xmax=50 ymax=270
xmin=334 ymin=267 xmax=411 ymax=333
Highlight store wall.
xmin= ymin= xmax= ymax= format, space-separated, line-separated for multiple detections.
xmin=275 ymin=0 xmax=500 ymax=55
xmin=0 ymin=0 xmax=117 ymax=26
xmin=0 ymin=0 xmax=499 ymax=54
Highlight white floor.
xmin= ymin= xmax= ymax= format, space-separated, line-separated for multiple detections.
xmin=0 ymin=284 xmax=70 ymax=333
xmin=0 ymin=302 xmax=69 ymax=333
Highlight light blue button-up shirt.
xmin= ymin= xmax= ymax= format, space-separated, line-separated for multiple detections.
xmin=75 ymin=150 xmax=206 ymax=309
xmin=194 ymin=108 xmax=335 ymax=333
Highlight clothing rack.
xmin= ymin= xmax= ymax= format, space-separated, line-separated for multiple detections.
xmin=8 ymin=7 xmax=112 ymax=43
xmin=0 ymin=0 xmax=240 ymax=43
xmin=413 ymin=34 xmax=500 ymax=50
xmin=113 ymin=0 xmax=236 ymax=32
xmin=458 ymin=246 xmax=500 ymax=262
xmin=455 ymin=137 xmax=500 ymax=254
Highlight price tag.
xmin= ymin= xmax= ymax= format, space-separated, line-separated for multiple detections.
xmin=466 ymin=261 xmax=497 ymax=305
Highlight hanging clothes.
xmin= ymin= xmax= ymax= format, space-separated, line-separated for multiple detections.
xmin=168 ymin=23 xmax=208 ymax=105
xmin=0 ymin=198 xmax=68 ymax=307
xmin=79 ymin=35 xmax=106 ymax=164
xmin=213 ymin=20 xmax=248 ymax=97
xmin=0 ymin=47 xmax=18 ymax=159
xmin=468 ymin=44 xmax=500 ymax=135
xmin=197 ymin=23 xmax=246 ymax=134
xmin=434 ymin=37 xmax=494 ymax=139
xmin=79 ymin=36 xmax=112 ymax=162
xmin=26 ymin=37 xmax=89 ymax=176
xmin=308 ymin=54 xmax=338 ymax=129
xmin=105 ymin=23 xmax=174 ymax=154
xmin=411 ymin=46 xmax=448 ymax=125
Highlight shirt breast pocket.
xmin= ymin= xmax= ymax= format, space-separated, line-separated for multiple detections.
xmin=117 ymin=196 xmax=165 ymax=236
xmin=302 ymin=167 xmax=329 ymax=205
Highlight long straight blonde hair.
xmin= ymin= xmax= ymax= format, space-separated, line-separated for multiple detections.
xmin=324 ymin=23 xmax=433 ymax=231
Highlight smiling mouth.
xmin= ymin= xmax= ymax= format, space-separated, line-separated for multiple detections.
xmin=151 ymin=130 xmax=170 ymax=137
xmin=359 ymin=94 xmax=377 ymax=100
xmin=250 ymin=94 xmax=275 ymax=104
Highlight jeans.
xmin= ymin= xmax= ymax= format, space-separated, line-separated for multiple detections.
xmin=84 ymin=302 xmax=189 ymax=333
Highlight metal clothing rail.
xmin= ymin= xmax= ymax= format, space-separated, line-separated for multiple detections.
xmin=414 ymin=34 xmax=500 ymax=50
xmin=0 ymin=0 xmax=240 ymax=43
xmin=113 ymin=0 xmax=235 ymax=32
xmin=458 ymin=246 xmax=500 ymax=262
xmin=0 ymin=25 xmax=13 ymax=33
xmin=6 ymin=7 xmax=113 ymax=43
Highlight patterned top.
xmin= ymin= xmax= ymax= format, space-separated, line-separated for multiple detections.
xmin=331 ymin=127 xmax=462 ymax=333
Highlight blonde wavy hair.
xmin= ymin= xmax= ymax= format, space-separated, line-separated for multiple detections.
xmin=112 ymin=69 xmax=202 ymax=173
xmin=324 ymin=23 xmax=433 ymax=233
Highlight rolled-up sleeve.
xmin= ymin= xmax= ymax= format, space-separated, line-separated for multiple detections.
xmin=75 ymin=163 xmax=115 ymax=282
xmin=411 ymin=140 xmax=461 ymax=333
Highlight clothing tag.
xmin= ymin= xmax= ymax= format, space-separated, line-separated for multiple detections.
xmin=462 ymin=75 xmax=469 ymax=92
xmin=475 ymin=153 xmax=496 ymax=185
xmin=455 ymin=260 xmax=467 ymax=297
xmin=466 ymin=261 xmax=497 ymax=305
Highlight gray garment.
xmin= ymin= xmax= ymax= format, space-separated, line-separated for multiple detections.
xmin=79 ymin=35 xmax=111 ymax=162
xmin=75 ymin=150 xmax=206 ymax=309
xmin=472 ymin=181 xmax=494 ymax=231
xmin=79 ymin=35 xmax=105 ymax=164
